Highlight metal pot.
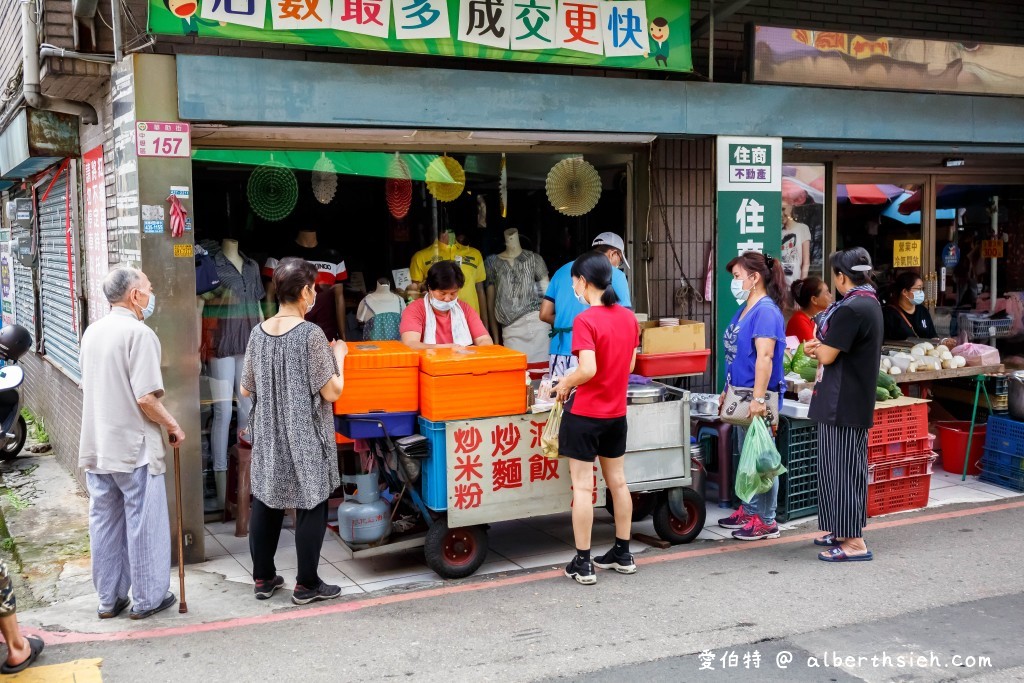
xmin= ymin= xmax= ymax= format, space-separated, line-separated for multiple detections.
xmin=1009 ymin=372 xmax=1024 ymax=421
xmin=627 ymin=384 xmax=665 ymax=405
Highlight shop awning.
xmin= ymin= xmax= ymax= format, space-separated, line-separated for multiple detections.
xmin=191 ymin=150 xmax=444 ymax=181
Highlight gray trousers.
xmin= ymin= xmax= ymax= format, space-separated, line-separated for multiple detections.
xmin=87 ymin=464 xmax=171 ymax=612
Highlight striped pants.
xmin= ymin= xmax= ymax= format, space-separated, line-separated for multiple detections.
xmin=87 ymin=465 xmax=171 ymax=613
xmin=817 ymin=423 xmax=869 ymax=539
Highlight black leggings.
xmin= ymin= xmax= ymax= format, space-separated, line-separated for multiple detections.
xmin=249 ymin=498 xmax=329 ymax=588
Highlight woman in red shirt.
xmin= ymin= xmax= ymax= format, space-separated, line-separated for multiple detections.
xmin=399 ymin=261 xmax=493 ymax=349
xmin=786 ymin=277 xmax=831 ymax=342
xmin=553 ymin=251 xmax=640 ymax=585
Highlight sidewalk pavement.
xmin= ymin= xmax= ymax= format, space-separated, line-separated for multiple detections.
xmin=1 ymin=447 xmax=1020 ymax=638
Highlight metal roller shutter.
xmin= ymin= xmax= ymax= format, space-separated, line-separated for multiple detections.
xmin=11 ymin=202 xmax=36 ymax=346
xmin=37 ymin=169 xmax=81 ymax=380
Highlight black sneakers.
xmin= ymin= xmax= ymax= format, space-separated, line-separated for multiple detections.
xmin=254 ymin=575 xmax=285 ymax=600
xmin=593 ymin=548 xmax=637 ymax=574
xmin=292 ymin=581 xmax=343 ymax=605
xmin=564 ymin=556 xmax=597 ymax=585
xmin=129 ymin=592 xmax=177 ymax=620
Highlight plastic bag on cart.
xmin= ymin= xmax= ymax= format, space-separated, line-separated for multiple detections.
xmin=541 ymin=400 xmax=563 ymax=459
xmin=735 ymin=418 xmax=787 ymax=503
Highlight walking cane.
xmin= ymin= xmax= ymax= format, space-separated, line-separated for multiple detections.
xmin=169 ymin=435 xmax=188 ymax=614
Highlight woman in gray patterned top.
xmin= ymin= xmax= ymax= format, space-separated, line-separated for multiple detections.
xmin=240 ymin=257 xmax=347 ymax=605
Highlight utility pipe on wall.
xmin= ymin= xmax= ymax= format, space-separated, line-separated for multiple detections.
xmin=21 ymin=0 xmax=99 ymax=124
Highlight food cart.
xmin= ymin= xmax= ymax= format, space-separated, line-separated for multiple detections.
xmin=332 ymin=381 xmax=705 ymax=580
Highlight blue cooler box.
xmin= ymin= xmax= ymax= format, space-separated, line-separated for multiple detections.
xmin=418 ymin=416 xmax=448 ymax=511
xmin=335 ymin=411 xmax=417 ymax=439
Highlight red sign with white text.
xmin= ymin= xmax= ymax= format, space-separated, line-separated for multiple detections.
xmin=82 ymin=145 xmax=110 ymax=323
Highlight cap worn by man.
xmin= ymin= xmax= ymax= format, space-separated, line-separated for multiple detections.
xmin=592 ymin=232 xmax=630 ymax=269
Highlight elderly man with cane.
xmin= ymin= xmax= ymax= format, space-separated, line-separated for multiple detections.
xmin=79 ymin=266 xmax=184 ymax=620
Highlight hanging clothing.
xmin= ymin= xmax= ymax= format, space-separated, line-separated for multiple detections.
xmin=204 ymin=251 xmax=265 ymax=359
xmin=263 ymin=244 xmax=347 ymax=341
xmin=484 ymin=251 xmax=548 ymax=327
xmin=358 ymin=292 xmax=405 ymax=341
xmin=409 ymin=241 xmax=487 ymax=313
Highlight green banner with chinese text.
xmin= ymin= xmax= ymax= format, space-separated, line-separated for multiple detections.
xmin=149 ymin=0 xmax=691 ymax=73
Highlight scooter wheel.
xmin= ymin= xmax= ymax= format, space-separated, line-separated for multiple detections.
xmin=0 ymin=415 xmax=26 ymax=461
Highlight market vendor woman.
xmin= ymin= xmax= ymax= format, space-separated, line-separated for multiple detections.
xmin=882 ymin=271 xmax=934 ymax=340
xmin=400 ymin=261 xmax=494 ymax=349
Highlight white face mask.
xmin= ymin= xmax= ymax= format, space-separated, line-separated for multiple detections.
xmin=305 ymin=288 xmax=316 ymax=314
xmin=573 ymin=278 xmax=589 ymax=307
xmin=140 ymin=292 xmax=155 ymax=320
xmin=731 ymin=277 xmax=751 ymax=304
xmin=430 ymin=295 xmax=458 ymax=312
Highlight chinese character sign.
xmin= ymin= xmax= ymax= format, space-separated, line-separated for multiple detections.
xmin=715 ymin=136 xmax=782 ymax=385
xmin=82 ymin=145 xmax=111 ymax=324
xmin=893 ymin=239 xmax=922 ymax=268
xmin=445 ymin=413 xmax=605 ymax=527
xmin=332 ymin=0 xmax=391 ymax=36
xmin=201 ymin=0 xmax=268 ymax=28
xmin=151 ymin=0 xmax=692 ymax=73
xmin=394 ymin=0 xmax=451 ymax=39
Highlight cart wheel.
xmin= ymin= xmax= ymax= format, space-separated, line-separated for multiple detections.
xmin=605 ymin=491 xmax=657 ymax=522
xmin=653 ymin=489 xmax=706 ymax=545
xmin=424 ymin=519 xmax=488 ymax=579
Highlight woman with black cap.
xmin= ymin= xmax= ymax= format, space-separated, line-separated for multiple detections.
xmin=804 ymin=247 xmax=884 ymax=562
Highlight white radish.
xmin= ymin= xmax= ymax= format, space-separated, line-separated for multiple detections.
xmin=889 ymin=367 xmax=903 ymax=375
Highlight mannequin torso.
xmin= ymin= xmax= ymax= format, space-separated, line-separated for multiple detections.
xmin=222 ymin=238 xmax=244 ymax=273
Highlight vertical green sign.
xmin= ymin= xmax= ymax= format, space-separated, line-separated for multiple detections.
xmin=715 ymin=136 xmax=783 ymax=386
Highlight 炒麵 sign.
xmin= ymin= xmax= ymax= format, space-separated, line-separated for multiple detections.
xmin=148 ymin=0 xmax=692 ymax=73
xmin=445 ymin=412 xmax=606 ymax=527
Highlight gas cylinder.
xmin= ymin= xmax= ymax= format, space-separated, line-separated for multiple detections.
xmin=337 ymin=473 xmax=392 ymax=546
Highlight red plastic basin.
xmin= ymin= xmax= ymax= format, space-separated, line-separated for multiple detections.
xmin=933 ymin=421 xmax=986 ymax=476
xmin=635 ymin=349 xmax=711 ymax=377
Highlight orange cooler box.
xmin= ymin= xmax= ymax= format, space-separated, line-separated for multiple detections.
xmin=335 ymin=341 xmax=419 ymax=415
xmin=419 ymin=346 xmax=528 ymax=421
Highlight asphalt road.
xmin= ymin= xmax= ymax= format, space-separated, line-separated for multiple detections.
xmin=28 ymin=501 xmax=1024 ymax=682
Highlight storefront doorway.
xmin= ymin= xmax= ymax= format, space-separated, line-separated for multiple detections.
xmin=189 ymin=145 xmax=639 ymax=517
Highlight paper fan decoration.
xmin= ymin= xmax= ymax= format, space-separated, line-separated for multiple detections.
xmin=425 ymin=155 xmax=465 ymax=203
xmin=312 ymin=153 xmax=338 ymax=205
xmin=499 ymin=153 xmax=508 ymax=218
xmin=546 ymin=157 xmax=602 ymax=217
xmin=386 ymin=153 xmax=413 ymax=220
xmin=247 ymin=160 xmax=298 ymax=222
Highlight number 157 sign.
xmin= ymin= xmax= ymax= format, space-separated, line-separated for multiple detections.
xmin=136 ymin=121 xmax=191 ymax=158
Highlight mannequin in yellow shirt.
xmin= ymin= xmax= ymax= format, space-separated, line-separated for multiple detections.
xmin=409 ymin=230 xmax=489 ymax=330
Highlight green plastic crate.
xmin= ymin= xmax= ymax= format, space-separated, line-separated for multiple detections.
xmin=776 ymin=417 xmax=819 ymax=523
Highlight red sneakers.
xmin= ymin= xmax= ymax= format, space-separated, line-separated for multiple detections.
xmin=732 ymin=515 xmax=781 ymax=541
xmin=717 ymin=509 xmax=753 ymax=529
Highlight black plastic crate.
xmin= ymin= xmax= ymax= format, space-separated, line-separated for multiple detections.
xmin=776 ymin=417 xmax=819 ymax=523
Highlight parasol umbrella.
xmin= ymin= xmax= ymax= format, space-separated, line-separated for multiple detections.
xmin=836 ymin=183 xmax=905 ymax=204
xmin=781 ymin=173 xmax=903 ymax=206
xmin=882 ymin=191 xmax=956 ymax=224
xmin=899 ymin=185 xmax=1000 ymax=214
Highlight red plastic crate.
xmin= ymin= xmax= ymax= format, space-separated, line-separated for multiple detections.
xmin=867 ymin=437 xmax=933 ymax=465
xmin=868 ymin=402 xmax=929 ymax=447
xmin=634 ymin=349 xmax=710 ymax=377
xmin=867 ymin=473 xmax=931 ymax=517
xmin=868 ymin=453 xmax=935 ymax=484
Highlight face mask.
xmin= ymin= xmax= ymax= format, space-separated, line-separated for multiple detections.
xmin=911 ymin=291 xmax=924 ymax=306
xmin=730 ymin=278 xmax=751 ymax=304
xmin=573 ymin=279 xmax=589 ymax=307
xmin=141 ymin=292 xmax=156 ymax=320
xmin=430 ymin=296 xmax=458 ymax=312
xmin=306 ymin=291 xmax=316 ymax=314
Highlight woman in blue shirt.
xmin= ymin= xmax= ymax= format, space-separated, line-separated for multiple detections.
xmin=717 ymin=252 xmax=788 ymax=541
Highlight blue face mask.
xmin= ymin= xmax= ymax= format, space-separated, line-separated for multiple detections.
xmin=573 ymin=278 xmax=589 ymax=307
xmin=911 ymin=291 xmax=925 ymax=306
xmin=141 ymin=292 xmax=156 ymax=320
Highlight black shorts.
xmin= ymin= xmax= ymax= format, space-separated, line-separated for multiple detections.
xmin=558 ymin=411 xmax=628 ymax=462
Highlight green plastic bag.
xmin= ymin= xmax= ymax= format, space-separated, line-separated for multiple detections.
xmin=735 ymin=418 xmax=788 ymax=503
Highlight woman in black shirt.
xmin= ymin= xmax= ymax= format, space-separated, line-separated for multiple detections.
xmin=805 ymin=248 xmax=884 ymax=563
xmin=882 ymin=271 xmax=935 ymax=340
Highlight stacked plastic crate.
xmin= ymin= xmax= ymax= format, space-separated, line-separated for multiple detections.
xmin=867 ymin=401 xmax=934 ymax=516
xmin=980 ymin=416 xmax=1024 ymax=492
xmin=775 ymin=417 xmax=819 ymax=523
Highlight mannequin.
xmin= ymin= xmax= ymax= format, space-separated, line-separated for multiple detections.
xmin=484 ymin=228 xmax=551 ymax=363
xmin=409 ymin=229 xmax=489 ymax=330
xmin=204 ymin=238 xmax=265 ymax=510
xmin=357 ymin=277 xmax=406 ymax=340
xmin=264 ymin=229 xmax=347 ymax=341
